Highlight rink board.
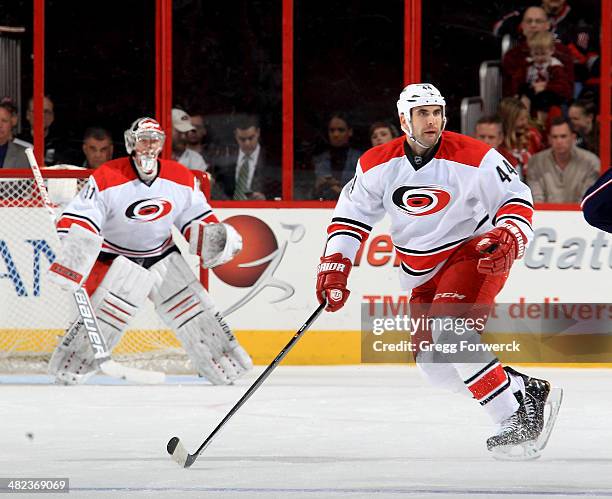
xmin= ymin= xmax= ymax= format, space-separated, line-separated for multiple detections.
xmin=2 ymin=207 xmax=612 ymax=365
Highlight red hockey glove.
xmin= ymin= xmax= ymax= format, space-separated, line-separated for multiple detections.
xmin=316 ymin=253 xmax=352 ymax=312
xmin=476 ymin=223 xmax=525 ymax=275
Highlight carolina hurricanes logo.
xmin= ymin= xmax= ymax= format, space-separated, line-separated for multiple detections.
xmin=125 ymin=198 xmax=173 ymax=222
xmin=391 ymin=186 xmax=451 ymax=216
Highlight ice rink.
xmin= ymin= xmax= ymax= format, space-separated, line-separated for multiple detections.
xmin=1 ymin=366 xmax=611 ymax=498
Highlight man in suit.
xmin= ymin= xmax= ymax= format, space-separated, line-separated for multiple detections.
xmin=212 ymin=116 xmax=280 ymax=200
xmin=0 ymin=101 xmax=28 ymax=169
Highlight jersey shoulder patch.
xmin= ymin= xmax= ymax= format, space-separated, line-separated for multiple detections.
xmin=435 ymin=131 xmax=491 ymax=168
xmin=93 ymin=158 xmax=136 ymax=192
xmin=359 ymin=136 xmax=406 ymax=173
xmin=159 ymin=159 xmax=196 ymax=189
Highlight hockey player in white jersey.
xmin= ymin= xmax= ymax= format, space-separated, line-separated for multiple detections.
xmin=47 ymin=117 xmax=252 ymax=385
xmin=315 ymin=84 xmax=561 ymax=459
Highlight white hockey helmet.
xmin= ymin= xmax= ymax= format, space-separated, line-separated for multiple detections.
xmin=124 ymin=117 xmax=166 ymax=176
xmin=397 ymin=83 xmax=447 ymax=147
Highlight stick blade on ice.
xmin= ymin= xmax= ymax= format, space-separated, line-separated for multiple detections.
xmin=167 ymin=437 xmax=193 ymax=468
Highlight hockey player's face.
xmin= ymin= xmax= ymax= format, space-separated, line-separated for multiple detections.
xmin=135 ymin=137 xmax=163 ymax=157
xmin=411 ymin=106 xmax=443 ymax=148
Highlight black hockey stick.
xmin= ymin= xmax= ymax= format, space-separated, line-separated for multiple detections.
xmin=167 ymin=300 xmax=327 ymax=468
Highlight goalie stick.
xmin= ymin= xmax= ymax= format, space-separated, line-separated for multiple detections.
xmin=25 ymin=148 xmax=165 ymax=384
xmin=167 ymin=301 xmax=327 ymax=468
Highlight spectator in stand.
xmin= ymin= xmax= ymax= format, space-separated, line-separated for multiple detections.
xmin=527 ymin=117 xmax=599 ymax=203
xmin=186 ymin=113 xmax=209 ymax=162
xmin=509 ymin=31 xmax=573 ymax=123
xmin=495 ymin=0 xmax=598 ymax=92
xmin=498 ymin=97 xmax=545 ymax=179
xmin=171 ymin=108 xmax=208 ymax=173
xmin=312 ymin=112 xmax=362 ymax=200
xmin=502 ymin=6 xmax=574 ymax=99
xmin=17 ymin=96 xmax=69 ymax=165
xmin=474 ymin=115 xmax=520 ymax=170
xmin=542 ymin=0 xmax=598 ymax=91
xmin=0 ymin=97 xmax=30 ymax=149
xmin=369 ymin=121 xmax=400 ymax=147
xmin=212 ymin=115 xmax=280 ymax=200
xmin=82 ymin=127 xmax=113 ymax=168
xmin=0 ymin=101 xmax=28 ymax=168
xmin=568 ymin=100 xmax=600 ymax=155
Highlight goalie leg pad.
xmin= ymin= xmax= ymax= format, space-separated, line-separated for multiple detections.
xmin=91 ymin=256 xmax=156 ymax=349
xmin=49 ymin=256 xmax=155 ymax=384
xmin=149 ymin=251 xmax=252 ymax=384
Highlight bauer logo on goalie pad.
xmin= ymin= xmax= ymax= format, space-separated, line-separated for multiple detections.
xmin=74 ymin=289 xmax=107 ymax=359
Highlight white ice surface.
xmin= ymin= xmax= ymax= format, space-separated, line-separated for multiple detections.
xmin=1 ymin=366 xmax=611 ymax=498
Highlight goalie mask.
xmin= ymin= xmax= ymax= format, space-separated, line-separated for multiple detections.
xmin=397 ymin=83 xmax=447 ymax=149
xmin=124 ymin=117 xmax=165 ymax=177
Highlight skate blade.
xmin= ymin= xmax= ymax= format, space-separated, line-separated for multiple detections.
xmin=535 ymin=387 xmax=563 ymax=452
xmin=491 ymin=441 xmax=541 ymax=461
xmin=491 ymin=387 xmax=563 ymax=461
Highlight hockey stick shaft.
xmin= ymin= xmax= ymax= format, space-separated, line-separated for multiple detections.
xmin=168 ymin=301 xmax=327 ymax=468
xmin=25 ymin=148 xmax=165 ymax=383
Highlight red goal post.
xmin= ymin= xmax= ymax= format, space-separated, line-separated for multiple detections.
xmin=0 ymin=167 xmax=211 ymax=374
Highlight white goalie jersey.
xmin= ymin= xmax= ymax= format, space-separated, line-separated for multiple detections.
xmin=324 ymin=131 xmax=534 ymax=291
xmin=56 ymin=157 xmax=218 ymax=258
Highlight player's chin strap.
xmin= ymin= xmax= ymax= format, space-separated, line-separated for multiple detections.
xmin=401 ymin=115 xmax=446 ymax=150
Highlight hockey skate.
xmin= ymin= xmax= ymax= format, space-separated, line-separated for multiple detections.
xmin=488 ymin=368 xmax=563 ymax=461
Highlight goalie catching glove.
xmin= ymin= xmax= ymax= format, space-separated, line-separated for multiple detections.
xmin=476 ymin=223 xmax=526 ymax=275
xmin=189 ymin=221 xmax=242 ymax=268
xmin=316 ymin=253 xmax=352 ymax=312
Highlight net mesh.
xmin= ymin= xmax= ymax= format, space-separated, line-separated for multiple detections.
xmin=0 ymin=170 xmax=194 ymax=374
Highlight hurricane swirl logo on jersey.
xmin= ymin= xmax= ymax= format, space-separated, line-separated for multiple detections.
xmin=391 ymin=186 xmax=451 ymax=216
xmin=125 ymin=198 xmax=173 ymax=222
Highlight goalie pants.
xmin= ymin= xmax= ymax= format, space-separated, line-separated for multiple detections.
xmin=84 ymin=247 xmax=179 ymax=296
xmin=409 ymin=235 xmax=521 ymax=424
